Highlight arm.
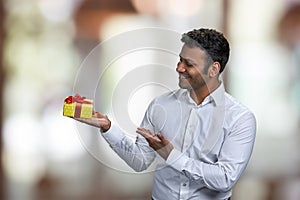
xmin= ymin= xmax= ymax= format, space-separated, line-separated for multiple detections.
xmin=138 ymin=112 xmax=256 ymax=192
xmin=102 ymin=125 xmax=156 ymax=172
xmin=167 ymin=112 xmax=256 ymax=192
xmin=76 ymin=111 xmax=156 ymax=172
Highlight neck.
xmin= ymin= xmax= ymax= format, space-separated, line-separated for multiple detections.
xmin=190 ymin=80 xmax=221 ymax=105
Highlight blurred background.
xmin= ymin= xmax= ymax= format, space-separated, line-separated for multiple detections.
xmin=0 ymin=0 xmax=300 ymax=200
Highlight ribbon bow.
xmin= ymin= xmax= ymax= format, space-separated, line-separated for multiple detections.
xmin=65 ymin=94 xmax=90 ymax=104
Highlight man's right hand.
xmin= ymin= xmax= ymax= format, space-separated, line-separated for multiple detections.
xmin=74 ymin=112 xmax=111 ymax=132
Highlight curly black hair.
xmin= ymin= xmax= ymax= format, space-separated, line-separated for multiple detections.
xmin=181 ymin=28 xmax=230 ymax=73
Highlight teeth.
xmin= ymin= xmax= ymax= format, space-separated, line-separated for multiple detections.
xmin=179 ymin=75 xmax=190 ymax=79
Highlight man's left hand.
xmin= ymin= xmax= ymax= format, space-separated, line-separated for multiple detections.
xmin=136 ymin=128 xmax=174 ymax=160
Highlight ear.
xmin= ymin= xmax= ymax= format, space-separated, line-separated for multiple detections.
xmin=208 ymin=62 xmax=221 ymax=77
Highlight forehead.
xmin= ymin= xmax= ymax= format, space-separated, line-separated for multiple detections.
xmin=179 ymin=44 xmax=207 ymax=60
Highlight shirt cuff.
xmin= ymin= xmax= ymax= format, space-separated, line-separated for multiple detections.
xmin=101 ymin=124 xmax=125 ymax=146
xmin=166 ymin=148 xmax=189 ymax=172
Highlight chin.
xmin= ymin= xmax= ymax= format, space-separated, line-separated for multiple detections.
xmin=178 ymin=82 xmax=190 ymax=90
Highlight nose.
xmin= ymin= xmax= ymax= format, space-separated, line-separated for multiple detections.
xmin=176 ymin=61 xmax=186 ymax=73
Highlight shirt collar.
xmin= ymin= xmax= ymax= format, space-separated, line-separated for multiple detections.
xmin=209 ymin=81 xmax=225 ymax=106
xmin=182 ymin=81 xmax=225 ymax=107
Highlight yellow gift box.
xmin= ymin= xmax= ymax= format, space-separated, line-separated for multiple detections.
xmin=63 ymin=94 xmax=93 ymax=119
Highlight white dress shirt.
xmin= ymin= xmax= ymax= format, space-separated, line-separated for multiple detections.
xmin=102 ymin=83 xmax=256 ymax=200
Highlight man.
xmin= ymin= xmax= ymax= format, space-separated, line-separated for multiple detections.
xmin=77 ymin=28 xmax=256 ymax=200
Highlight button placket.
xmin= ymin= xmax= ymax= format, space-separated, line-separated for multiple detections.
xmin=182 ymin=108 xmax=198 ymax=152
xmin=179 ymin=173 xmax=190 ymax=200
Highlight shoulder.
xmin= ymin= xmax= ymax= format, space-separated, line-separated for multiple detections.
xmin=225 ymin=93 xmax=252 ymax=112
xmin=224 ymin=92 xmax=256 ymax=123
xmin=151 ymin=89 xmax=185 ymax=104
xmin=145 ymin=89 xmax=186 ymax=114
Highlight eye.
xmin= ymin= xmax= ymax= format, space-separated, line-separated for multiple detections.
xmin=178 ymin=57 xmax=195 ymax=67
xmin=186 ymin=62 xmax=193 ymax=67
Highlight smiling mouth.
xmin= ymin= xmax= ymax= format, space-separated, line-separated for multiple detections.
xmin=179 ymin=74 xmax=191 ymax=80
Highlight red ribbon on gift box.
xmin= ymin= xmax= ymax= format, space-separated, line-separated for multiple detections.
xmin=65 ymin=94 xmax=89 ymax=103
xmin=64 ymin=94 xmax=92 ymax=118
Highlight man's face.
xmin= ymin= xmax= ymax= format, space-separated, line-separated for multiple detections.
xmin=176 ymin=44 xmax=210 ymax=91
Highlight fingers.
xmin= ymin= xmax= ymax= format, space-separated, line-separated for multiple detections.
xmin=94 ymin=111 xmax=107 ymax=119
xmin=73 ymin=111 xmax=111 ymax=131
xmin=136 ymin=128 xmax=160 ymax=142
xmin=75 ymin=116 xmax=108 ymax=126
xmin=156 ymin=132 xmax=164 ymax=140
xmin=136 ymin=127 xmax=154 ymax=135
xmin=136 ymin=128 xmax=173 ymax=160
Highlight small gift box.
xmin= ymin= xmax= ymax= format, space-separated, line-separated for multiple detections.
xmin=63 ymin=94 xmax=93 ymax=119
